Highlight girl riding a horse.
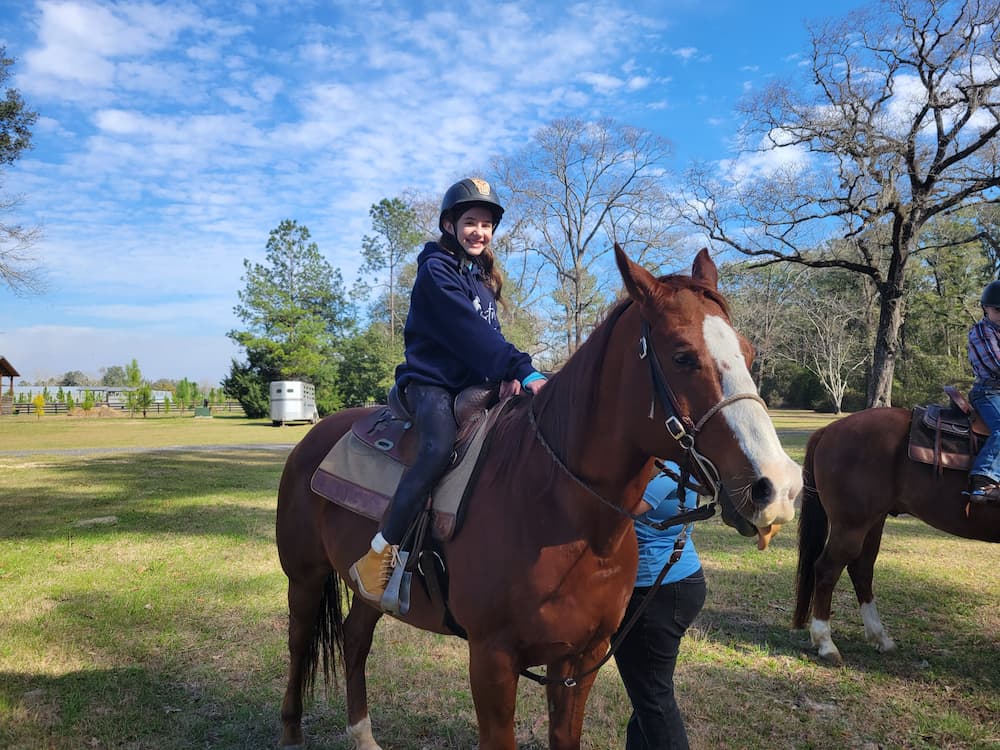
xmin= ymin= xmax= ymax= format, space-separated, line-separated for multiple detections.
xmin=349 ymin=177 xmax=547 ymax=604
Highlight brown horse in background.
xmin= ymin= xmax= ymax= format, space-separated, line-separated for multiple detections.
xmin=276 ymin=246 xmax=802 ymax=749
xmin=794 ymin=407 xmax=1000 ymax=665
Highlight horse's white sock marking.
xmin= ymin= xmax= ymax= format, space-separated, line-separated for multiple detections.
xmin=809 ymin=617 xmax=842 ymax=662
xmin=860 ymin=600 xmax=896 ymax=652
xmin=348 ymin=715 xmax=383 ymax=750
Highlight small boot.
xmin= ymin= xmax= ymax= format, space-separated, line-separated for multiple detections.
xmin=966 ymin=474 xmax=1000 ymax=504
xmin=349 ymin=545 xmax=398 ymax=604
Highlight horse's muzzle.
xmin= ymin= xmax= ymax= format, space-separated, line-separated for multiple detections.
xmin=750 ymin=463 xmax=801 ymax=527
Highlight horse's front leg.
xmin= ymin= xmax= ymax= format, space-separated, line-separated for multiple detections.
xmin=468 ymin=640 xmax=519 ymax=750
xmin=544 ymin=644 xmax=604 ymax=750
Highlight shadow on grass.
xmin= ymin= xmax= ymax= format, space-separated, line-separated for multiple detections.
xmin=0 ymin=448 xmax=290 ymax=542
xmin=0 ymin=665 xmax=300 ymax=750
xmin=694 ymin=520 xmax=999 ymax=692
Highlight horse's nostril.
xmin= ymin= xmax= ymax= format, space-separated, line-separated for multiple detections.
xmin=751 ymin=477 xmax=774 ymax=506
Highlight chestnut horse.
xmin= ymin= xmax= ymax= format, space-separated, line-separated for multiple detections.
xmin=794 ymin=408 xmax=1000 ymax=665
xmin=276 ymin=246 xmax=802 ymax=749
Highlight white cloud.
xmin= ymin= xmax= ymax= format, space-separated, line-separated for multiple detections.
xmin=720 ymin=138 xmax=811 ymax=185
xmin=23 ymin=0 xmax=204 ymax=92
xmin=579 ymin=72 xmax=625 ymax=94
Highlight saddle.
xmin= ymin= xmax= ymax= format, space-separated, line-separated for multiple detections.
xmin=310 ymin=383 xmax=505 ymax=541
xmin=907 ymin=386 xmax=989 ymax=473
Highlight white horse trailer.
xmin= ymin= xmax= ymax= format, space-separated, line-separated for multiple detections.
xmin=269 ymin=381 xmax=319 ymax=426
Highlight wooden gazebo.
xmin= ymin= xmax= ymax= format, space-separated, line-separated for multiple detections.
xmin=0 ymin=356 xmax=20 ymax=411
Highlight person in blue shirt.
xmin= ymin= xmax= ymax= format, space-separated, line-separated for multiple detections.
xmin=613 ymin=467 xmax=707 ymax=750
xmin=350 ymin=177 xmax=547 ymax=604
xmin=967 ymin=279 xmax=1000 ymax=503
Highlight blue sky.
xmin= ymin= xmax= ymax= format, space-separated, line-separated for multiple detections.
xmin=0 ymin=0 xmax=862 ymax=386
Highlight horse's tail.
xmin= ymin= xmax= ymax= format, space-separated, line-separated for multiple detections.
xmin=793 ymin=426 xmax=829 ymax=630
xmin=303 ymin=572 xmax=347 ymax=697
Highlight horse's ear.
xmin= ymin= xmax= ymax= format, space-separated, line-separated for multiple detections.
xmin=691 ymin=248 xmax=718 ymax=290
xmin=615 ymin=243 xmax=660 ymax=307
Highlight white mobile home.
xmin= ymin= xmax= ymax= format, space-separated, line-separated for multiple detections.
xmin=269 ymin=381 xmax=319 ymax=426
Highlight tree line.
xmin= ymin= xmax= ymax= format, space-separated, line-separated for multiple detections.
xmin=14 ymin=359 xmax=216 ymax=416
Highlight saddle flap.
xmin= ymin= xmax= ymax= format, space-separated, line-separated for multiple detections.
xmin=454 ymin=384 xmax=499 ymax=425
xmin=908 ymin=405 xmax=974 ymax=471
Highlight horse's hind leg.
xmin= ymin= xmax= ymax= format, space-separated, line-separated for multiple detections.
xmin=846 ymin=518 xmax=896 ymax=653
xmin=809 ymin=526 xmax=868 ymax=665
xmin=280 ymin=569 xmax=334 ymax=748
xmin=342 ymin=598 xmax=385 ymax=750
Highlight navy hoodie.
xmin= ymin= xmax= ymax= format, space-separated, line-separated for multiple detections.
xmin=395 ymin=242 xmax=536 ymax=393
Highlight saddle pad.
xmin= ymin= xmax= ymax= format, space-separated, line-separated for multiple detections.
xmin=908 ymin=406 xmax=973 ymax=471
xmin=311 ymin=400 xmax=506 ymax=541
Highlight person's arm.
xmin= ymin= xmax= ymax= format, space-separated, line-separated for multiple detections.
xmin=971 ymin=321 xmax=1000 ymax=378
xmin=637 ymin=472 xmax=680 ymax=517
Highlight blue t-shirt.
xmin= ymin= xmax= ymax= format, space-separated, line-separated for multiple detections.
xmin=633 ymin=471 xmax=702 ymax=587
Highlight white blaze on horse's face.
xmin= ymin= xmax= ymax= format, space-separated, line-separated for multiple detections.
xmin=702 ymin=315 xmax=802 ymax=526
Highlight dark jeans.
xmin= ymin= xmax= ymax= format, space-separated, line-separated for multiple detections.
xmin=381 ymin=383 xmax=456 ymax=545
xmin=612 ymin=569 xmax=707 ymax=750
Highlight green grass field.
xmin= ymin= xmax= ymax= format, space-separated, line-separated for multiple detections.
xmin=0 ymin=410 xmax=997 ymax=749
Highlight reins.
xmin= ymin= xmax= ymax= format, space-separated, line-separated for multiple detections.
xmin=520 ymin=313 xmax=767 ymax=688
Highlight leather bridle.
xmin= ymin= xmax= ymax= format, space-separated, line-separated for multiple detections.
xmin=639 ymin=317 xmax=768 ymax=510
xmin=527 ymin=314 xmax=768 ymax=531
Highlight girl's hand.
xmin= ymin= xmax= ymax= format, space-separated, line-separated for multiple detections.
xmin=500 ymin=379 xmax=522 ymax=399
xmin=525 ymin=378 xmax=547 ymax=395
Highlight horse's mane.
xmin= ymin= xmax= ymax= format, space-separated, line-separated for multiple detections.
xmin=490 ymin=272 xmax=728 ymax=470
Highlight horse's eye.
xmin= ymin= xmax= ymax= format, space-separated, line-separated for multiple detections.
xmin=673 ymin=351 xmax=699 ymax=370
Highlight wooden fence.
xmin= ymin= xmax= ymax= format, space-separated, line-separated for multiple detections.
xmin=0 ymin=400 xmax=246 ymax=417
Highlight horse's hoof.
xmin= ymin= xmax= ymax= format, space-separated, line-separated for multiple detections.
xmin=875 ymin=638 xmax=896 ymax=653
xmin=817 ymin=647 xmax=844 ymax=667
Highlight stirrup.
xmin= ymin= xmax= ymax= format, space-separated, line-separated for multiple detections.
xmin=380 ymin=549 xmax=412 ymax=615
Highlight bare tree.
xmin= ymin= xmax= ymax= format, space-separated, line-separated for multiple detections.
xmin=786 ymin=271 xmax=872 ymax=413
xmin=1 ymin=47 xmax=41 ymax=295
xmin=494 ymin=118 xmax=680 ymax=360
xmin=719 ymin=260 xmax=806 ymax=392
xmin=0 ymin=193 xmax=43 ymax=294
xmin=677 ymin=0 xmax=1000 ymax=407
